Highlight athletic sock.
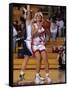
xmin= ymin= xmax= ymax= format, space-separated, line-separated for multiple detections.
xmin=36 ymin=73 xmax=40 ymax=77
xmin=20 ymin=71 xmax=24 ymax=75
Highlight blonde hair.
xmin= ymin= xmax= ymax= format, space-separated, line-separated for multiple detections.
xmin=35 ymin=12 xmax=43 ymax=18
xmin=32 ymin=12 xmax=43 ymax=22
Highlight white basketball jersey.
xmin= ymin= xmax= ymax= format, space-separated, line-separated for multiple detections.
xmin=25 ymin=21 xmax=32 ymax=53
xmin=32 ymin=23 xmax=45 ymax=45
xmin=26 ymin=21 xmax=32 ymax=40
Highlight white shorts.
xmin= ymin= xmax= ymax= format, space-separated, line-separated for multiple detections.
xmin=32 ymin=44 xmax=46 ymax=52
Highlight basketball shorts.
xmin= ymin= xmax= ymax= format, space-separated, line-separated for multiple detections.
xmin=32 ymin=44 xmax=46 ymax=53
xmin=22 ymin=40 xmax=32 ymax=56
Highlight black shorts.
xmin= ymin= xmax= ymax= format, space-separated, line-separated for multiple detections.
xmin=22 ymin=40 xmax=32 ymax=56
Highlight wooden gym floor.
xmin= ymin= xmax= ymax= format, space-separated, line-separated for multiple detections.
xmin=13 ymin=37 xmax=66 ymax=86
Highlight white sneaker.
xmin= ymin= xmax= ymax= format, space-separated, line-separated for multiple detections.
xmin=45 ymin=76 xmax=52 ymax=83
xmin=34 ymin=75 xmax=44 ymax=84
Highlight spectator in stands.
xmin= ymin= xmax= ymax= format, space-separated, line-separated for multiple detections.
xmin=50 ymin=16 xmax=58 ymax=41
xmin=57 ymin=46 xmax=66 ymax=70
xmin=56 ymin=17 xmax=64 ymax=37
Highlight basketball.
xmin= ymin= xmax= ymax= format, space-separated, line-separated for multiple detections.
xmin=42 ymin=20 xmax=50 ymax=30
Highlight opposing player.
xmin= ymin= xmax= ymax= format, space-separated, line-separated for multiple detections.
xmin=19 ymin=5 xmax=33 ymax=80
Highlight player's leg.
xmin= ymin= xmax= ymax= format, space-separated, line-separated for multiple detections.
xmin=34 ymin=50 xmax=45 ymax=84
xmin=19 ymin=40 xmax=32 ymax=80
xmin=40 ymin=48 xmax=51 ymax=83
xmin=19 ymin=55 xmax=29 ymax=80
xmin=32 ymin=44 xmax=44 ymax=84
xmin=34 ymin=50 xmax=41 ymax=74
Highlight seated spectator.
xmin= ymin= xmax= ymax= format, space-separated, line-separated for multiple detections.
xmin=57 ymin=49 xmax=65 ymax=70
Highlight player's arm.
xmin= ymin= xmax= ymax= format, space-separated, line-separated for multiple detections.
xmin=32 ymin=24 xmax=39 ymax=38
xmin=23 ymin=5 xmax=31 ymax=20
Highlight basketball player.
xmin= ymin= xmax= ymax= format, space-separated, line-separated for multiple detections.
xmin=19 ymin=5 xmax=33 ymax=80
xmin=32 ymin=12 xmax=51 ymax=84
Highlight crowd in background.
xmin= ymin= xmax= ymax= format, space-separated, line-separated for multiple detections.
xmin=13 ymin=9 xmax=65 ymax=49
xmin=12 ymin=6 xmax=66 ymax=71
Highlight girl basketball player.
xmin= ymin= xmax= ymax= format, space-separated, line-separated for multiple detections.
xmin=19 ymin=5 xmax=32 ymax=80
xmin=32 ymin=12 xmax=51 ymax=84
